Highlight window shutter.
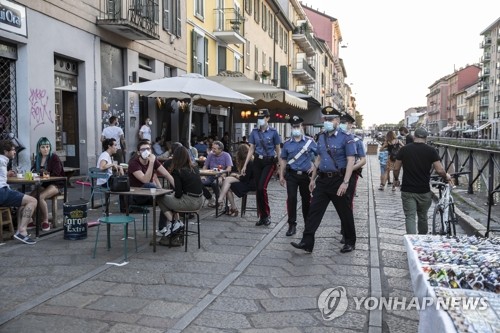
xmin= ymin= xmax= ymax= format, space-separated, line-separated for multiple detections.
xmin=280 ymin=65 xmax=288 ymax=89
xmin=163 ymin=0 xmax=170 ymax=32
xmin=204 ymin=37 xmax=209 ymax=76
xmin=175 ymin=0 xmax=181 ymax=37
xmin=192 ymin=29 xmax=198 ymax=73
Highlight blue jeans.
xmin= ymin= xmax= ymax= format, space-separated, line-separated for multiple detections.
xmin=401 ymin=191 xmax=432 ymax=234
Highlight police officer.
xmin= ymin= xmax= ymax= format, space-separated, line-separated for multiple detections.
xmin=291 ymin=106 xmax=357 ymax=253
xmin=338 ymin=112 xmax=366 ymax=244
xmin=279 ymin=115 xmax=317 ymax=236
xmin=241 ymin=109 xmax=281 ymax=226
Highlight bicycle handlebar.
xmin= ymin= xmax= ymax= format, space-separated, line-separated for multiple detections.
xmin=430 ymin=171 xmax=470 ymax=181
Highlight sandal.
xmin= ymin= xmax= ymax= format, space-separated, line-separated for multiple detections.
xmin=228 ymin=208 xmax=239 ymax=217
xmin=378 ymin=184 xmax=384 ymax=191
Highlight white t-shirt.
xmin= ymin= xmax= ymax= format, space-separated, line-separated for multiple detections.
xmin=96 ymin=151 xmax=112 ymax=186
xmin=139 ymin=125 xmax=152 ymax=141
xmin=102 ymin=125 xmax=124 ymax=149
xmin=0 ymin=155 xmax=9 ymax=188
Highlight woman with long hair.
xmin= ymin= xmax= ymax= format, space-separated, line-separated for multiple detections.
xmin=380 ymin=131 xmax=403 ymax=191
xmin=217 ymin=144 xmax=256 ymax=216
xmin=161 ymin=146 xmax=204 ymax=234
xmin=31 ymin=137 xmax=65 ymax=231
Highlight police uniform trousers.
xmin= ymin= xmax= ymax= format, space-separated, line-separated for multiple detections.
xmin=340 ymin=172 xmax=359 ymax=238
xmin=285 ymin=171 xmax=311 ymax=226
xmin=252 ymin=156 xmax=276 ymax=219
xmin=303 ymin=174 xmax=356 ymax=248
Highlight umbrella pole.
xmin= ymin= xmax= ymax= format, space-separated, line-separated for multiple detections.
xmin=187 ymin=96 xmax=193 ymax=147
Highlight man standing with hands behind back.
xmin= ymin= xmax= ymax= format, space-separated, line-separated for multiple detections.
xmin=241 ymin=109 xmax=281 ymax=227
xmin=291 ymin=106 xmax=357 ymax=253
xmin=393 ymin=127 xmax=451 ymax=234
xmin=279 ymin=115 xmax=317 ymax=236
xmin=101 ymin=116 xmax=126 ymax=164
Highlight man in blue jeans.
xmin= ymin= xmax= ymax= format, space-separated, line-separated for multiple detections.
xmin=393 ymin=128 xmax=451 ymax=234
xmin=0 ymin=140 xmax=38 ymax=244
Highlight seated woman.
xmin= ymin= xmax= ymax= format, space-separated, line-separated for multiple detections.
xmin=162 ymin=145 xmax=204 ymax=234
xmin=217 ymin=144 xmax=256 ymax=217
xmin=30 ymin=137 xmax=65 ymax=231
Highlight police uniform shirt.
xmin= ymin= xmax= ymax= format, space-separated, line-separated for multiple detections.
xmin=281 ymin=135 xmax=317 ymax=172
xmin=317 ymin=130 xmax=356 ymax=172
xmin=249 ymin=126 xmax=281 ymax=157
xmin=353 ymin=135 xmax=366 ymax=159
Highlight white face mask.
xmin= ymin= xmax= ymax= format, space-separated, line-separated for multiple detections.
xmin=148 ymin=120 xmax=152 ymax=126
xmin=324 ymin=121 xmax=335 ymax=132
xmin=291 ymin=128 xmax=302 ymax=137
xmin=141 ymin=150 xmax=150 ymax=159
xmin=257 ymin=118 xmax=266 ymax=127
xmin=339 ymin=123 xmax=348 ymax=132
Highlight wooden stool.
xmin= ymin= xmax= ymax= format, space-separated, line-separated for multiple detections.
xmin=175 ymin=209 xmax=201 ymax=252
xmin=240 ymin=191 xmax=257 ymax=217
xmin=50 ymin=195 xmax=65 ymax=228
xmin=0 ymin=207 xmax=15 ymax=241
xmin=93 ymin=215 xmax=137 ymax=261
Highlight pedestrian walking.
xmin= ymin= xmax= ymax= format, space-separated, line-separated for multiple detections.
xmin=393 ymin=127 xmax=452 ymax=234
xmin=380 ymin=131 xmax=403 ymax=191
xmin=279 ymin=115 xmax=317 ymax=236
xmin=101 ymin=116 xmax=126 ymax=164
xmin=338 ymin=112 xmax=366 ymax=243
xmin=241 ymin=109 xmax=281 ymax=226
xmin=291 ymin=106 xmax=357 ymax=253
xmin=399 ymin=126 xmax=414 ymax=145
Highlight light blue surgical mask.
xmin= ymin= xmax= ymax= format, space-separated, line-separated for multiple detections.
xmin=339 ymin=123 xmax=348 ymax=132
xmin=291 ymin=129 xmax=302 ymax=137
xmin=324 ymin=121 xmax=335 ymax=132
xmin=257 ymin=118 xmax=266 ymax=127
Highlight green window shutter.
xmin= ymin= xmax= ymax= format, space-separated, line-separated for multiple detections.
xmin=192 ymin=29 xmax=198 ymax=73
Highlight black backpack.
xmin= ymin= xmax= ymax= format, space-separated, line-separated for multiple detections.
xmin=388 ymin=142 xmax=401 ymax=161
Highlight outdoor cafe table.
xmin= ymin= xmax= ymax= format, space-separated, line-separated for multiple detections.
xmin=104 ymin=187 xmax=171 ymax=253
xmin=7 ymin=176 xmax=68 ymax=237
xmin=199 ymin=169 xmax=228 ymax=218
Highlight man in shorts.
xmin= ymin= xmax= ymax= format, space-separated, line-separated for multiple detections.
xmin=0 ymin=140 xmax=38 ymax=244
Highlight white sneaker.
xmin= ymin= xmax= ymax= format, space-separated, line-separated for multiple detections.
xmin=157 ymin=223 xmax=172 ymax=237
xmin=171 ymin=220 xmax=184 ymax=233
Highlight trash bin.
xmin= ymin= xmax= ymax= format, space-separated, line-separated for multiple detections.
xmin=63 ymin=201 xmax=88 ymax=240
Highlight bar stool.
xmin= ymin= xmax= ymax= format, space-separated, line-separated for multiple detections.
xmin=240 ymin=191 xmax=257 ymax=217
xmin=93 ymin=215 xmax=137 ymax=261
xmin=174 ymin=209 xmax=201 ymax=252
xmin=0 ymin=207 xmax=15 ymax=242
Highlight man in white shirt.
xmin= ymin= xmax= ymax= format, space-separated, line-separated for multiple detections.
xmin=139 ymin=117 xmax=152 ymax=142
xmin=101 ymin=116 xmax=126 ymax=164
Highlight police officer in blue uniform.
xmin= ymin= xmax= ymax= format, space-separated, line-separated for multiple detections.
xmin=241 ymin=109 xmax=281 ymax=226
xmin=291 ymin=106 xmax=357 ymax=253
xmin=279 ymin=115 xmax=317 ymax=236
xmin=338 ymin=112 xmax=366 ymax=244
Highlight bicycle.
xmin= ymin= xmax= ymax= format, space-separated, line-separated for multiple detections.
xmin=429 ymin=172 xmax=469 ymax=237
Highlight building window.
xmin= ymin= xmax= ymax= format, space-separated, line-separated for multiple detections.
xmin=254 ymin=46 xmax=258 ymax=73
xmin=234 ymin=54 xmax=241 ymax=72
xmin=244 ymin=0 xmax=252 ymax=14
xmin=192 ymin=29 xmax=208 ymax=75
xmin=194 ymin=0 xmax=204 ymax=20
xmin=254 ymin=0 xmax=260 ymax=23
xmin=262 ymin=3 xmax=266 ymax=31
xmin=268 ymin=12 xmax=273 ymax=38
xmin=245 ymin=40 xmax=251 ymax=69
xmin=163 ymin=0 xmax=181 ymax=37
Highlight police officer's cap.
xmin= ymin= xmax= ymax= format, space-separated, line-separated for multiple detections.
xmin=257 ymin=109 xmax=270 ymax=118
xmin=340 ymin=112 xmax=355 ymax=123
xmin=289 ymin=115 xmax=304 ymax=125
xmin=321 ymin=106 xmax=341 ymax=119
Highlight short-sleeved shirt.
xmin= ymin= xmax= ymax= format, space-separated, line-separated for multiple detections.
xmin=139 ymin=125 xmax=152 ymax=141
xmin=249 ymin=126 xmax=281 ymax=157
xmin=317 ymin=131 xmax=356 ymax=172
xmin=96 ymin=151 xmax=112 ymax=186
xmin=127 ymin=156 xmax=163 ymax=187
xmin=280 ymin=135 xmax=317 ymax=172
xmin=204 ymin=151 xmax=233 ymax=170
xmin=102 ymin=125 xmax=124 ymax=149
xmin=353 ymin=135 xmax=366 ymax=159
xmin=396 ymin=142 xmax=440 ymax=194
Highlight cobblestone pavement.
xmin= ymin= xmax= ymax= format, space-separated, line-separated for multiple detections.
xmin=0 ymin=154 xmax=470 ymax=332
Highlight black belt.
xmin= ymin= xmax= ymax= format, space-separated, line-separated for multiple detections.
xmin=186 ymin=192 xmax=203 ymax=198
xmin=287 ymin=169 xmax=309 ymax=175
xmin=318 ymin=171 xmax=343 ymax=178
xmin=254 ymin=154 xmax=275 ymax=161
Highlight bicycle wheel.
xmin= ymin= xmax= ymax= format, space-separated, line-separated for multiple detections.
xmin=447 ymin=203 xmax=458 ymax=237
xmin=432 ymin=204 xmax=445 ymax=235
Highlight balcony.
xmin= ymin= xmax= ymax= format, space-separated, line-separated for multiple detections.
xmin=291 ymin=57 xmax=316 ymax=84
xmin=481 ymin=53 xmax=491 ymax=62
xmin=479 ymin=37 xmax=492 ymax=48
xmin=212 ymin=8 xmax=245 ymax=44
xmin=480 ymin=98 xmax=489 ymax=107
xmin=97 ymin=0 xmax=159 ymax=40
xmin=292 ymin=24 xmax=316 ymax=57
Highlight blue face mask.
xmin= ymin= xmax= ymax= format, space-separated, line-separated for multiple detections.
xmin=257 ymin=119 xmax=266 ymax=127
xmin=291 ymin=129 xmax=302 ymax=137
xmin=324 ymin=121 xmax=335 ymax=132
xmin=339 ymin=123 xmax=348 ymax=132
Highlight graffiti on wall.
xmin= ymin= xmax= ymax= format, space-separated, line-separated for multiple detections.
xmin=29 ymin=88 xmax=54 ymax=130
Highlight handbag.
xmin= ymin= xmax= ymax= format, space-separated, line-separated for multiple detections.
xmin=109 ymin=175 xmax=130 ymax=192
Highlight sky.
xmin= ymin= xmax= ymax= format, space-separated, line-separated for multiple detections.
xmin=301 ymin=0 xmax=500 ymax=128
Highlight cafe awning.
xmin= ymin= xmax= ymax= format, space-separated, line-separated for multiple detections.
xmin=477 ymin=122 xmax=492 ymax=131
